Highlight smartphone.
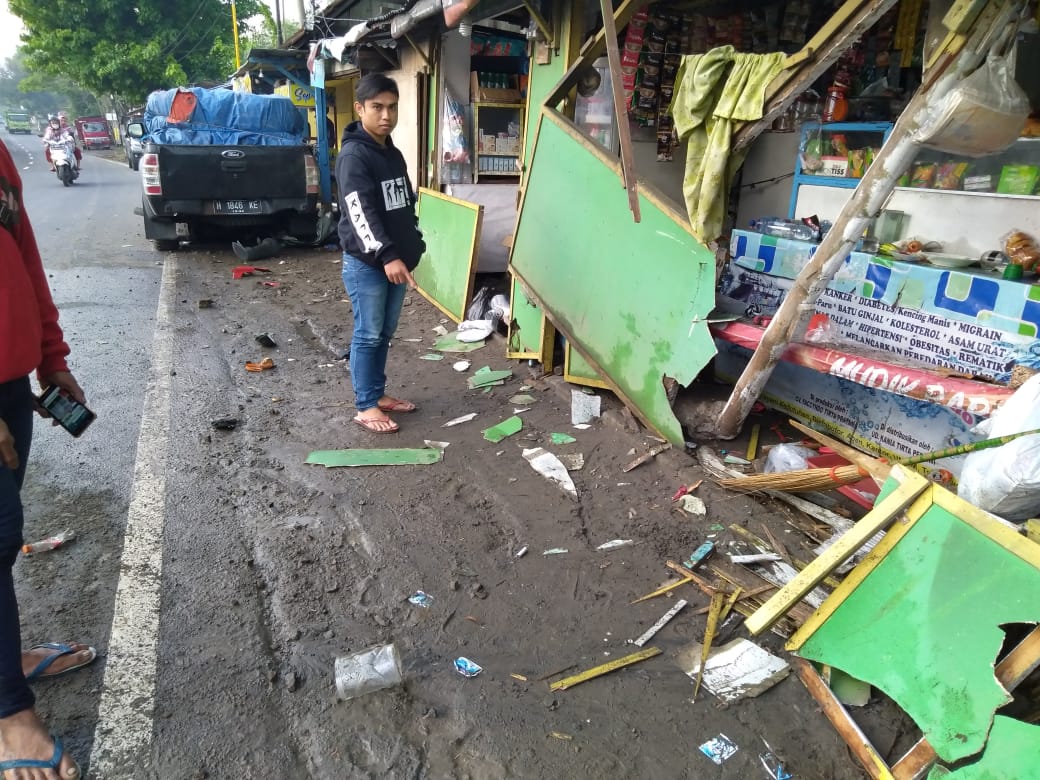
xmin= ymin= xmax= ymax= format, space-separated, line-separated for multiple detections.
xmin=37 ymin=385 xmax=96 ymax=437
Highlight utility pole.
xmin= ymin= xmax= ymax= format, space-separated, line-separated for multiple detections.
xmin=230 ymin=0 xmax=242 ymax=70
xmin=274 ymin=0 xmax=284 ymax=45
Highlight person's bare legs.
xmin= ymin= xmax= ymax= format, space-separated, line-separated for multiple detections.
xmin=0 ymin=709 xmax=79 ymax=779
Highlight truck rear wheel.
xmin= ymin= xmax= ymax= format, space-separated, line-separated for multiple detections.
xmin=153 ymin=239 xmax=179 ymax=252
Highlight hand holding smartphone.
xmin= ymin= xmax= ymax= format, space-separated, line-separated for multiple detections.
xmin=37 ymin=385 xmax=96 ymax=437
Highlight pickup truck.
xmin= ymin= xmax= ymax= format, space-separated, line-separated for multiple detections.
xmin=128 ymin=88 xmax=319 ymax=251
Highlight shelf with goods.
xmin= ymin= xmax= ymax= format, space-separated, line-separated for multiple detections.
xmin=472 ymin=102 xmax=524 ymax=183
xmin=789 ymin=121 xmax=894 ymax=218
xmin=897 ymin=136 xmax=1040 ymax=199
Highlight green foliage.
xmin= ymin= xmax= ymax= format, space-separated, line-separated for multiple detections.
xmin=8 ymin=0 xmax=268 ymax=102
xmin=0 ymin=51 xmax=95 ymax=118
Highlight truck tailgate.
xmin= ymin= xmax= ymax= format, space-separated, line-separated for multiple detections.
xmin=157 ymin=144 xmax=308 ymax=200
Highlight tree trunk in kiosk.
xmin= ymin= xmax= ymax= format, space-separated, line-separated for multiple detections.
xmin=714 ymin=1 xmax=1023 ymax=439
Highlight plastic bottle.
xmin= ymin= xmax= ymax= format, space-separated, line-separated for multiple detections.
xmin=22 ymin=529 xmax=75 ymax=554
xmin=751 ymin=218 xmax=817 ymax=242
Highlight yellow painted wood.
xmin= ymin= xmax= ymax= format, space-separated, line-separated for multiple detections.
xmin=786 ymin=486 xmax=934 ymax=651
xmin=693 ymin=589 xmax=725 ymax=701
xmin=1026 ymin=519 xmax=1040 ymax=544
xmin=549 ymin=646 xmax=662 ymax=691
xmin=563 ymin=343 xmax=610 ymax=389
xmin=745 ymin=466 xmax=930 ymax=636
xmin=746 ymin=424 xmax=761 ymax=461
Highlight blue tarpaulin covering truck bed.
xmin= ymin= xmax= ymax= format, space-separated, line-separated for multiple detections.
xmin=144 ymin=87 xmax=306 ymax=146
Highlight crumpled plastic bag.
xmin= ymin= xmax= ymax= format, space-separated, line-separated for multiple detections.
xmin=957 ymin=372 xmax=1040 ymax=520
xmin=916 ymin=54 xmax=1030 ymax=157
xmin=764 ymin=443 xmax=815 ymax=473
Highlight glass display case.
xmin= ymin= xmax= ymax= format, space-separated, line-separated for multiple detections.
xmin=472 ymin=102 xmax=524 ymax=183
xmin=896 ymin=136 xmax=1040 ymax=198
xmin=788 ymin=121 xmax=893 ymax=217
xmin=573 ymin=57 xmax=620 ymax=155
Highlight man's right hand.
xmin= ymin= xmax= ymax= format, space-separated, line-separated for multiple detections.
xmin=0 ymin=419 xmax=18 ymax=471
xmin=384 ymin=259 xmax=417 ymax=288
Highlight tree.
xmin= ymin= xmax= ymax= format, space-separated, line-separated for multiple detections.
xmin=9 ymin=0 xmax=269 ymax=102
xmin=0 ymin=51 xmax=95 ymax=118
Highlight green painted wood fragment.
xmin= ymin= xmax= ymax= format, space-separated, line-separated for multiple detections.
xmin=551 ymin=433 xmax=577 ymax=445
xmin=927 ymin=716 xmax=1040 ymax=779
xmin=798 ymin=498 xmax=1040 ymax=762
xmin=433 ymin=334 xmax=486 ymax=353
xmin=419 ymin=353 xmax=444 ymax=361
xmin=509 ymin=394 xmax=537 ymax=405
xmin=483 ymin=416 xmax=522 ymax=443
xmin=468 ymin=369 xmax=512 ymax=389
xmin=306 ymin=448 xmax=443 ymax=467
xmin=510 ymin=113 xmax=717 ymax=444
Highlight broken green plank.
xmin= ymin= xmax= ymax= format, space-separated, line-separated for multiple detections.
xmin=483 ymin=415 xmax=522 ymax=443
xmin=927 ymin=716 xmax=1040 ymax=779
xmin=468 ymin=369 xmax=512 ymax=389
xmin=510 ymin=112 xmax=717 ymax=445
xmin=798 ymin=493 xmax=1040 ymax=763
xmin=551 ymin=432 xmax=577 ymax=445
xmin=419 ymin=353 xmax=444 ymax=361
xmin=433 ymin=334 xmax=486 ymax=353
xmin=306 ymin=448 xmax=443 ymax=467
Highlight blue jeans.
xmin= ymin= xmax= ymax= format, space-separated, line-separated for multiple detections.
xmin=342 ymin=253 xmax=407 ymax=411
xmin=0 ymin=376 xmax=35 ymax=718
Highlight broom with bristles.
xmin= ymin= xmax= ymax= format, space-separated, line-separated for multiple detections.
xmin=718 ymin=427 xmax=1040 ymax=493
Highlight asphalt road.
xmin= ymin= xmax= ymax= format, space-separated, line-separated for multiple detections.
xmin=3 ymin=128 xmax=884 ymax=780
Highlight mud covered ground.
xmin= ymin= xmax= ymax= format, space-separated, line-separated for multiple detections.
xmin=143 ymin=244 xmax=908 ymax=778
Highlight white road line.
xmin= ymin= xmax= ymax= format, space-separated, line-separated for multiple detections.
xmin=88 ymin=257 xmax=177 ymax=778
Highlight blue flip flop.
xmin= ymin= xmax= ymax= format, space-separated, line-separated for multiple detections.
xmin=0 ymin=735 xmax=78 ymax=775
xmin=25 ymin=642 xmax=98 ymax=682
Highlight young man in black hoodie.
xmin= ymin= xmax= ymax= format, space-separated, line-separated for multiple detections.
xmin=337 ymin=74 xmax=426 ymax=433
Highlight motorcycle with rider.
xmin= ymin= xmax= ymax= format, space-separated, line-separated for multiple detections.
xmin=42 ymin=113 xmax=82 ymax=186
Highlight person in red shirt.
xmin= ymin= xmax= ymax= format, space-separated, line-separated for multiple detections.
xmin=0 ymin=138 xmax=91 ymax=779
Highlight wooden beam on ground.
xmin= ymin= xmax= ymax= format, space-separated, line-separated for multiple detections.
xmin=793 ymin=657 xmax=895 ymax=780
xmin=744 ymin=467 xmax=929 ymax=636
xmin=598 ymin=0 xmax=640 ymax=221
xmin=732 ymin=0 xmax=900 ymax=154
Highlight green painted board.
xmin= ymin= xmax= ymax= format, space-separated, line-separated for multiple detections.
xmin=482 ymin=415 xmax=523 ymax=443
xmin=433 ymin=334 xmax=486 ymax=353
xmin=564 ymin=342 xmax=609 ymax=389
xmin=414 ymin=188 xmax=482 ymax=323
xmin=306 ymin=448 xmax=443 ymax=467
xmin=798 ymin=499 xmax=1040 ymax=762
xmin=927 ymin=716 xmax=1040 ymax=779
xmin=468 ymin=368 xmax=512 ymax=388
xmin=510 ymin=111 xmax=717 ymax=444
xmin=507 ymin=273 xmax=550 ymax=359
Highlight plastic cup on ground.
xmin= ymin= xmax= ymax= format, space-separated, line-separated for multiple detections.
xmin=334 ymin=644 xmax=403 ymax=701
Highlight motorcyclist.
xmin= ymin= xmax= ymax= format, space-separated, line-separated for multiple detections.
xmin=42 ymin=114 xmax=82 ymax=172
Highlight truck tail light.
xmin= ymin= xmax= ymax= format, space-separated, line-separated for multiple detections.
xmin=142 ymin=153 xmax=162 ymax=195
xmin=305 ymin=154 xmax=319 ymax=195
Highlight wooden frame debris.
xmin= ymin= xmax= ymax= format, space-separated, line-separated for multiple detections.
xmin=745 ymin=466 xmax=929 ymax=636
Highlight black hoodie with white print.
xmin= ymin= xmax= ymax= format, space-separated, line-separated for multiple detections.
xmin=336 ymin=121 xmax=426 ymax=271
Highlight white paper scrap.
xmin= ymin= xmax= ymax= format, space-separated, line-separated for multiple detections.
xmin=570 ymin=389 xmax=601 ymax=425
xmin=682 ymin=639 xmax=791 ymax=703
xmin=522 ymin=447 xmax=577 ymax=498
xmin=442 ymin=413 xmax=478 ymax=427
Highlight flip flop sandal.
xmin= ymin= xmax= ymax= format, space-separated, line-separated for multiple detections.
xmin=0 ymin=735 xmax=79 ymax=777
xmin=353 ymin=415 xmax=400 ymax=434
xmin=25 ymin=642 xmax=98 ymax=682
xmin=377 ymin=399 xmax=417 ymax=413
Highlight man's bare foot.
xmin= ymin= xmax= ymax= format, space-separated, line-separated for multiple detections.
xmin=0 ymin=709 xmax=79 ymax=779
xmin=354 ymin=409 xmax=399 ymax=434
xmin=21 ymin=644 xmax=95 ymax=681
xmin=376 ymin=396 xmax=417 ymax=413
